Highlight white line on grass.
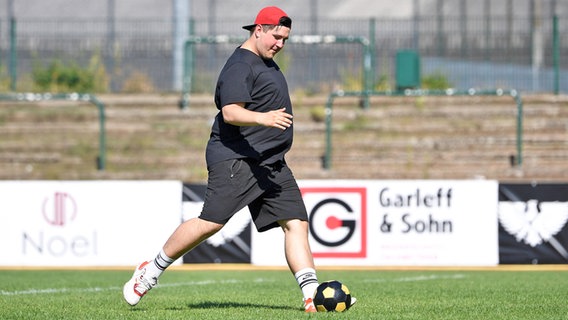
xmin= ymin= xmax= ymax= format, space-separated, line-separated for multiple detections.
xmin=1 ymin=274 xmax=464 ymax=297
xmin=0 ymin=278 xmax=275 ymax=296
xmin=0 ymin=286 xmax=116 ymax=296
xmin=366 ymin=274 xmax=466 ymax=283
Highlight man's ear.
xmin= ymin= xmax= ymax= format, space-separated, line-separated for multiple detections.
xmin=255 ymin=24 xmax=264 ymax=36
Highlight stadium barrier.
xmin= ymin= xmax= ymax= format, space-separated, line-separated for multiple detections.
xmin=0 ymin=181 xmax=182 ymax=266
xmin=182 ymin=181 xmax=568 ymax=266
xmin=2 ymin=180 xmax=567 ymax=267
xmin=251 ymin=179 xmax=500 ymax=266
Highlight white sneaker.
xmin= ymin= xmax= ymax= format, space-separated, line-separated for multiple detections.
xmin=304 ymin=298 xmax=317 ymax=313
xmin=350 ymin=296 xmax=357 ymax=307
xmin=123 ymin=261 xmax=158 ymax=306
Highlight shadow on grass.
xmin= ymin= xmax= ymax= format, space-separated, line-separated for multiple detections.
xmin=126 ymin=300 xmax=298 ymax=312
xmin=179 ymin=301 xmax=297 ymax=311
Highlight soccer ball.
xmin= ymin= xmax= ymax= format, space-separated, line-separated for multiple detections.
xmin=313 ymin=280 xmax=352 ymax=312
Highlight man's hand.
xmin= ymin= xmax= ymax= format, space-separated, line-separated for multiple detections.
xmin=258 ymin=107 xmax=293 ymax=130
xmin=223 ymin=105 xmax=293 ymax=130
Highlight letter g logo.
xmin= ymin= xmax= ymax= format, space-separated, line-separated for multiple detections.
xmin=309 ymin=198 xmax=356 ymax=247
xmin=302 ymin=186 xmax=367 ymax=258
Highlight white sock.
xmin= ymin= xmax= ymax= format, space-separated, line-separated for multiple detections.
xmin=295 ymin=268 xmax=319 ymax=300
xmin=145 ymin=249 xmax=175 ymax=279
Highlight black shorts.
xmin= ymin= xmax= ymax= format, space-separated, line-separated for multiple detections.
xmin=200 ymin=159 xmax=308 ymax=232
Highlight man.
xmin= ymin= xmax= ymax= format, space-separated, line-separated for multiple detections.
xmin=123 ymin=6 xmax=353 ymax=313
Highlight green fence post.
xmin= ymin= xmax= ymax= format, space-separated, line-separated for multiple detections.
xmin=88 ymin=95 xmax=107 ymax=171
xmin=323 ymin=93 xmax=336 ymax=169
xmin=512 ymin=90 xmax=523 ymax=166
xmin=362 ymin=18 xmax=376 ymax=110
xmin=553 ymin=15 xmax=560 ymax=95
xmin=0 ymin=19 xmax=2 ymax=74
xmin=179 ymin=19 xmax=194 ymax=109
xmin=370 ymin=19 xmax=376 ymax=92
xmin=9 ymin=17 xmax=17 ymax=91
xmin=180 ymin=39 xmax=192 ymax=109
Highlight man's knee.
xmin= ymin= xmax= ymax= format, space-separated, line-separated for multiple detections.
xmin=195 ymin=217 xmax=224 ymax=236
xmin=279 ymin=218 xmax=308 ymax=233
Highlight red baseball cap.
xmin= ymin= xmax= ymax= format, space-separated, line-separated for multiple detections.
xmin=242 ymin=6 xmax=291 ymax=31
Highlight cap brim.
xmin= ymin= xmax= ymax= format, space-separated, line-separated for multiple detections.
xmin=242 ymin=24 xmax=256 ymax=31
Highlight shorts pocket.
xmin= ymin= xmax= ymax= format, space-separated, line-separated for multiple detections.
xmin=229 ymin=159 xmax=243 ymax=179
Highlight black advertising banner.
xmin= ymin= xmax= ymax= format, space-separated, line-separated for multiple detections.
xmin=499 ymin=183 xmax=568 ymax=264
xmin=181 ymin=184 xmax=251 ymax=264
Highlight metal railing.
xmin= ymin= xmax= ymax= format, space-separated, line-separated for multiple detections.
xmin=1 ymin=13 xmax=565 ymax=94
xmin=0 ymin=92 xmax=106 ymax=171
xmin=323 ymin=88 xmax=523 ymax=170
xmin=180 ymin=34 xmax=374 ymax=109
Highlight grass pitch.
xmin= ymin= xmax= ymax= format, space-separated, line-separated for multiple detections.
xmin=0 ymin=267 xmax=566 ymax=319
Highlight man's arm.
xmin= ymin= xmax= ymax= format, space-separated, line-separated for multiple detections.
xmin=222 ymin=103 xmax=293 ymax=130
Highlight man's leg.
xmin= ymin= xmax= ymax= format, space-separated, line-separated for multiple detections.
xmin=279 ymin=219 xmax=319 ymax=312
xmin=278 ymin=218 xmax=357 ymax=312
xmin=123 ymin=217 xmax=223 ymax=306
xmin=279 ymin=219 xmax=315 ymax=272
xmin=163 ymin=217 xmax=224 ymax=260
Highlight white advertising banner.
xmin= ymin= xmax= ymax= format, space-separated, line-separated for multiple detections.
xmin=0 ymin=181 xmax=182 ymax=266
xmin=252 ymin=180 xmax=499 ymax=266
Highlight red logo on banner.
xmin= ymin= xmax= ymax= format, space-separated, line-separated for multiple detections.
xmin=301 ymin=187 xmax=367 ymax=258
xmin=42 ymin=192 xmax=77 ymax=227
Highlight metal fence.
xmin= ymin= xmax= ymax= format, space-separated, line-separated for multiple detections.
xmin=1 ymin=12 xmax=566 ymax=94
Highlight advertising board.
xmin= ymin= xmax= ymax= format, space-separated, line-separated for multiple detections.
xmin=0 ymin=181 xmax=182 ymax=266
xmin=252 ymin=180 xmax=499 ymax=266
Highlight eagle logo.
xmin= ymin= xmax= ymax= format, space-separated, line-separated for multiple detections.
xmin=498 ymin=200 xmax=568 ymax=247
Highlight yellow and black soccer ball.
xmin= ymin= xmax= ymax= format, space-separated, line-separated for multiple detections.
xmin=313 ymin=280 xmax=352 ymax=312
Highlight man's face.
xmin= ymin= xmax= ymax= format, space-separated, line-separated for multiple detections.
xmin=255 ymin=25 xmax=290 ymax=60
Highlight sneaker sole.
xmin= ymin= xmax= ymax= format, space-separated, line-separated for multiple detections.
xmin=123 ymin=278 xmax=141 ymax=306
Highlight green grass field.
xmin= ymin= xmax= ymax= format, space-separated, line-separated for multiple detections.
xmin=0 ymin=267 xmax=567 ymax=319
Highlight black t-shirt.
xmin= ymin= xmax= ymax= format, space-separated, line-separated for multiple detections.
xmin=205 ymin=47 xmax=293 ymax=166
